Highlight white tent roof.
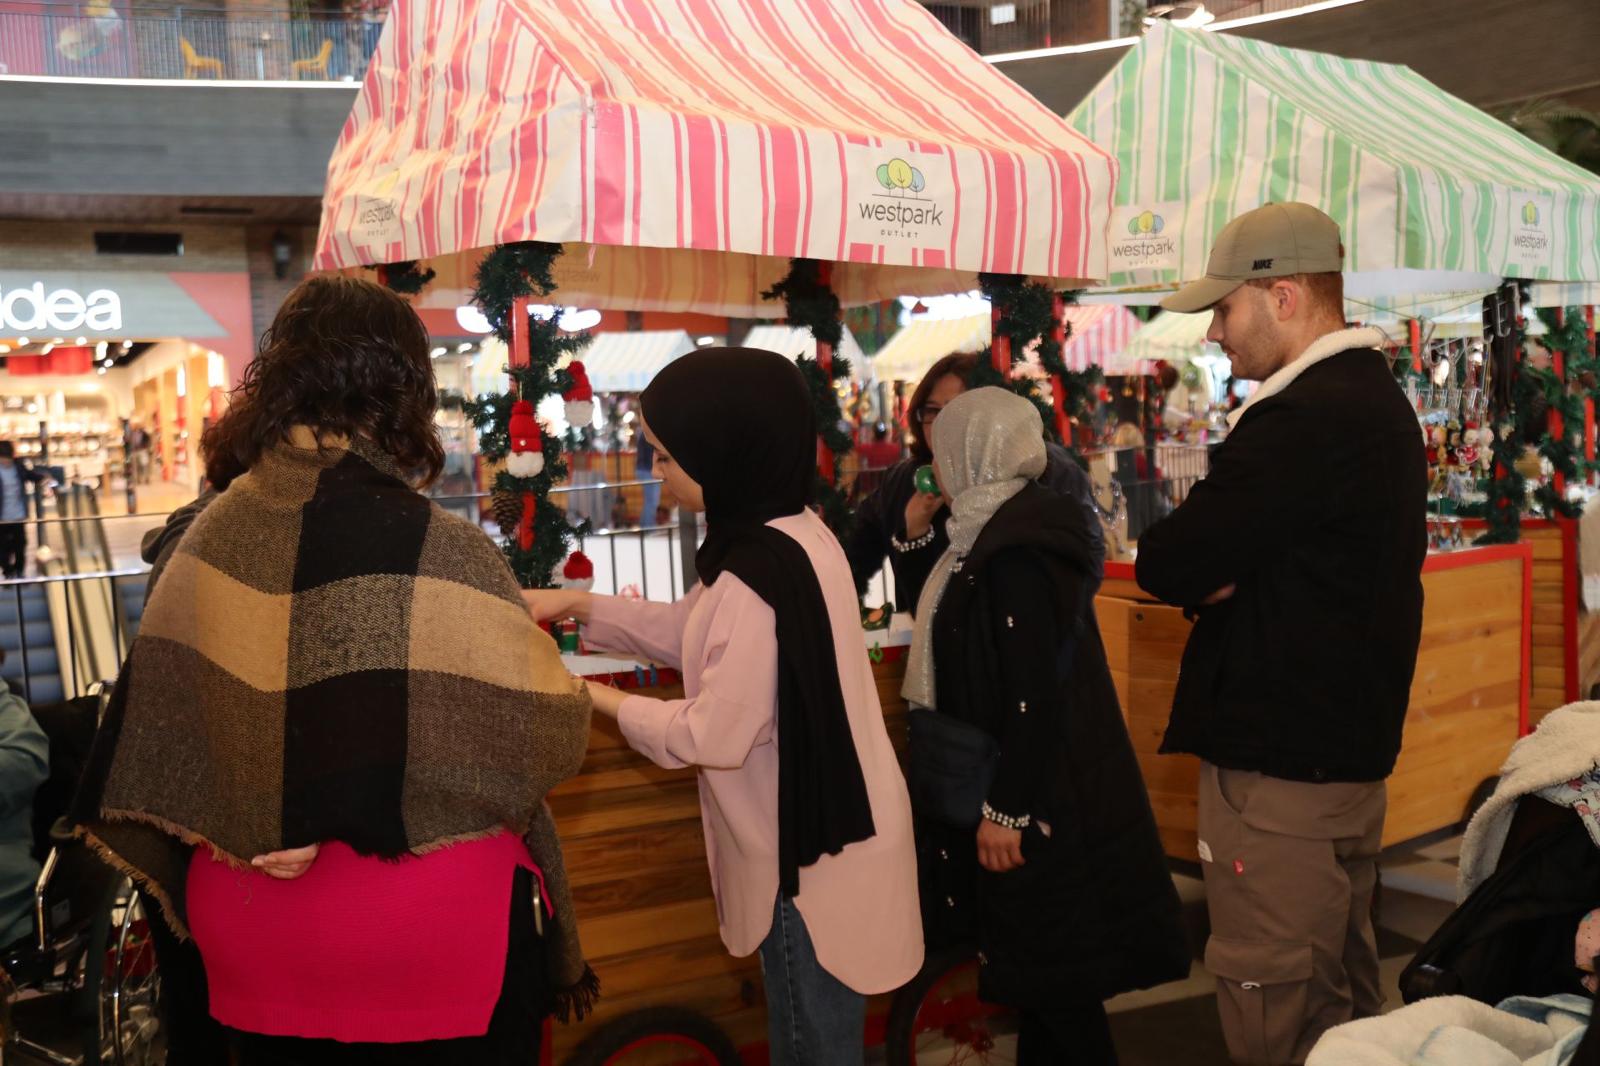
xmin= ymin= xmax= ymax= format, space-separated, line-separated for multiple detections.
xmin=575 ymin=330 xmax=696 ymax=393
xmin=741 ymin=325 xmax=869 ymax=381
xmin=870 ymin=315 xmax=991 ymax=382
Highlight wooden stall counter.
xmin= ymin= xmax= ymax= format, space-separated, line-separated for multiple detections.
xmin=545 ymin=545 xmax=1530 ymax=1055
xmin=546 ymin=621 xmax=914 ymax=1062
xmin=1097 ymin=545 xmax=1533 ymax=863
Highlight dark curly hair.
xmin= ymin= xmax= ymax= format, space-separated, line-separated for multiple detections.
xmin=202 ymin=275 xmax=444 ymax=487
xmin=906 ymin=351 xmax=983 ymax=462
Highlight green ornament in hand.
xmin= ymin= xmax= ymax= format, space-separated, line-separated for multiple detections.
xmin=914 ymin=464 xmax=939 ymax=496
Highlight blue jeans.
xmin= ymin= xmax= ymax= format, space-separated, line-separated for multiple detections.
xmin=758 ymin=896 xmax=865 ymax=1066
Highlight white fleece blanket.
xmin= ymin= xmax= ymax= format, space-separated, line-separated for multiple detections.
xmin=1458 ymin=702 xmax=1600 ymax=902
xmin=1306 ymin=995 xmax=1589 ymax=1066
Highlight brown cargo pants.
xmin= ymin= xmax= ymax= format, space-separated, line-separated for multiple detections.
xmin=1197 ymin=762 xmax=1387 ymax=1066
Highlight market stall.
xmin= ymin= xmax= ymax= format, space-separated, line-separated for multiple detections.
xmin=314 ymin=0 xmax=1117 ymax=1060
xmin=1060 ymin=21 xmax=1600 ymax=855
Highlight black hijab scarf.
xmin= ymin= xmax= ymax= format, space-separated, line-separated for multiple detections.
xmin=641 ymin=348 xmax=876 ymax=896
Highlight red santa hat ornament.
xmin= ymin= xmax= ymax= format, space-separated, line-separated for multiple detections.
xmin=506 ymin=399 xmax=545 ymax=478
xmin=561 ymin=550 xmax=595 ymax=592
xmin=564 ymin=361 xmax=596 ymax=429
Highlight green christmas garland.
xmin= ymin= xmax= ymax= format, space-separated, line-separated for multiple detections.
xmin=762 ymin=259 xmax=854 ymax=535
xmin=369 ymin=259 xmax=436 ymax=295
xmin=1473 ymin=305 xmax=1596 ymax=543
xmin=459 ymin=242 xmax=591 ymax=589
xmin=969 ymin=273 xmax=1102 ymax=451
xmin=1531 ymin=307 xmax=1598 ymax=518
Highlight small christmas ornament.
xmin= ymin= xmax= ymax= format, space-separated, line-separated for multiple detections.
xmin=507 ymin=400 xmax=545 ymax=478
xmin=1458 ymin=422 xmax=1482 ymax=471
xmin=564 ymin=361 xmax=596 ymax=428
xmin=491 ymin=489 xmax=523 ymax=539
xmin=1425 ymin=425 xmax=1445 ymax=468
xmin=561 ymin=550 xmax=595 ymax=592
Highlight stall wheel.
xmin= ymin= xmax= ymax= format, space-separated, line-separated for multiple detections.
xmin=563 ymin=1006 xmax=741 ymax=1066
xmin=885 ymin=946 xmax=1019 ymax=1066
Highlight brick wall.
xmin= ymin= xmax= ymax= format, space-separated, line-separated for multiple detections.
xmin=0 ymin=221 xmax=248 ymax=273
xmin=243 ymin=223 xmax=318 ymax=352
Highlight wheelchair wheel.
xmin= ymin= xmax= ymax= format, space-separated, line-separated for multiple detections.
xmin=563 ymin=1006 xmax=740 ymax=1065
xmin=885 ymin=945 xmax=1019 ymax=1066
xmin=99 ymin=885 xmax=163 ymax=1065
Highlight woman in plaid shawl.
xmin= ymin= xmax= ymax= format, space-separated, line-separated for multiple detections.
xmin=73 ymin=276 xmax=595 ymax=1064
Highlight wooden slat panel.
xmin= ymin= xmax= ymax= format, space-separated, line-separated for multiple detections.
xmin=1097 ymin=555 xmax=1523 ymax=862
xmin=579 ymin=896 xmax=722 ymax=960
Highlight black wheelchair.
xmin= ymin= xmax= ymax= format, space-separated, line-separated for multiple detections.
xmin=2 ymin=684 xmax=163 ymax=1066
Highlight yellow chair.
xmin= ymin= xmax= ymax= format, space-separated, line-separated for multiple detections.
xmin=291 ymin=39 xmax=333 ymax=80
xmin=181 ymin=37 xmax=223 ymax=79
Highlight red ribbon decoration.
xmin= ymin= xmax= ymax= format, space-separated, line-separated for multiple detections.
xmin=991 ymin=303 xmax=1010 ymax=375
xmin=1050 ymin=294 xmax=1070 ymax=444
xmin=815 ymin=263 xmax=836 ymax=485
xmin=518 ymin=490 xmax=536 ymax=551
xmin=509 ymin=296 xmax=531 ymax=370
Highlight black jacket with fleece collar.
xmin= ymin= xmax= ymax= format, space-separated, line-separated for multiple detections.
xmin=1135 ymin=328 xmax=1427 ymax=783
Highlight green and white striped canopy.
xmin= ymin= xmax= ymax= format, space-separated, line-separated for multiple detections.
xmin=1067 ymin=23 xmax=1600 ymax=296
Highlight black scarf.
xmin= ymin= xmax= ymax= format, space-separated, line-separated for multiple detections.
xmin=641 ymin=348 xmax=876 ymax=896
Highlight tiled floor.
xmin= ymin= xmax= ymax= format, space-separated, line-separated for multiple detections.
xmin=887 ymin=840 xmax=1462 ymax=1065
xmin=12 ymin=846 xmax=1463 ymax=1065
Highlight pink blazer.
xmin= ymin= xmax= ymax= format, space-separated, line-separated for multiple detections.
xmin=585 ymin=509 xmax=924 ymax=994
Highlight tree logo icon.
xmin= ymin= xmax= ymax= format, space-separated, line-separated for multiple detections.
xmin=875 ymin=158 xmax=927 ymax=196
xmin=1521 ymin=201 xmax=1540 ymax=226
xmin=1127 ymin=210 xmax=1165 ymax=236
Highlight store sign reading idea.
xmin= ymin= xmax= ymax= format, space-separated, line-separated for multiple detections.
xmin=0 ymin=283 xmax=123 ymax=333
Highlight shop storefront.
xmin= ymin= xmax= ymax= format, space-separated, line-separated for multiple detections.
xmin=0 ymin=252 xmax=254 ymax=497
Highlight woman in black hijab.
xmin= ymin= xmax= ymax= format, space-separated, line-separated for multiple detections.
xmin=527 ymin=349 xmax=922 ymax=1066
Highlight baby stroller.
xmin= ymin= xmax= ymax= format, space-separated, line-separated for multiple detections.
xmin=1395 ymin=701 xmax=1600 ymax=1062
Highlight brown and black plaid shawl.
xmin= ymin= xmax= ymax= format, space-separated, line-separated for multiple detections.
xmin=74 ymin=432 xmax=597 ymax=1015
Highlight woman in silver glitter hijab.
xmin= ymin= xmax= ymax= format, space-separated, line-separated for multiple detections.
xmin=903 ymin=387 xmax=1185 ymax=1066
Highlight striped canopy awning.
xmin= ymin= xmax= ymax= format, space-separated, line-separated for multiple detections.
xmin=314 ymin=0 xmax=1118 ymax=315
xmin=871 ymin=304 xmax=1144 ymax=381
xmin=871 ymin=314 xmax=990 ymax=382
xmin=740 ymin=325 xmax=869 ymax=381
xmin=1068 ymin=23 xmax=1600 ymax=298
xmin=1059 ymin=304 xmax=1142 ymax=373
xmin=575 ymin=330 xmax=696 ymax=393
xmin=1120 ymin=311 xmax=1219 ymax=369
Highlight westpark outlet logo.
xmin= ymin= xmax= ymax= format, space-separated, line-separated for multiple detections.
xmin=1108 ymin=204 xmax=1179 ymax=274
xmin=0 ymin=283 xmax=122 ymax=333
xmin=1508 ymin=193 xmax=1554 ymax=274
xmin=846 ymin=148 xmax=952 ymax=253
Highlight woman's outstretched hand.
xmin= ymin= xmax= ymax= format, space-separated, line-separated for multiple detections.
xmin=251 ymin=843 xmax=320 ymax=880
xmin=585 ymin=681 xmax=626 ymax=720
xmin=523 ymin=589 xmax=592 ymax=625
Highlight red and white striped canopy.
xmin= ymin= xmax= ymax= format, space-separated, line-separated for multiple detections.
xmin=314 ymin=0 xmax=1117 ymax=314
xmin=1059 ymin=304 xmax=1144 ymax=373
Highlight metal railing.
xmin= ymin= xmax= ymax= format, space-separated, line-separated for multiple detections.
xmin=0 ymin=476 xmax=696 ymax=703
xmin=923 ymin=0 xmax=1345 ymax=57
xmin=0 ymin=5 xmax=384 ymax=81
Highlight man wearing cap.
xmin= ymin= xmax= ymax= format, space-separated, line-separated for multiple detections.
xmin=1135 ymin=203 xmax=1426 ymax=1065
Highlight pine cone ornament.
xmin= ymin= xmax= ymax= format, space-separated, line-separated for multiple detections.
xmin=491 ymin=491 xmax=523 ymax=539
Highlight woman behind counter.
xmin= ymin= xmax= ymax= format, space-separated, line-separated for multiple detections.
xmin=846 ymin=352 xmax=1104 ymax=613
